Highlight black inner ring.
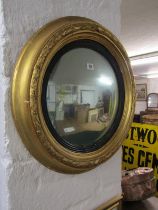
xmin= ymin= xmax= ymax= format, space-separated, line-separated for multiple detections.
xmin=42 ymin=39 xmax=125 ymax=153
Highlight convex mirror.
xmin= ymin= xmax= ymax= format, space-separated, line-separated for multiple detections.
xmin=11 ymin=16 xmax=135 ymax=173
xmin=147 ymin=93 xmax=158 ymax=109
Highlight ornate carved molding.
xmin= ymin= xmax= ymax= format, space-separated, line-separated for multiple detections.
xmin=12 ymin=17 xmax=135 ymax=173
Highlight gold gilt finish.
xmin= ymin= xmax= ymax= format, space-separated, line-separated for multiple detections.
xmin=95 ymin=194 xmax=122 ymax=210
xmin=11 ymin=16 xmax=135 ymax=173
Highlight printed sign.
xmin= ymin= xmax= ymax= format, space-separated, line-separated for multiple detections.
xmin=122 ymin=122 xmax=158 ymax=195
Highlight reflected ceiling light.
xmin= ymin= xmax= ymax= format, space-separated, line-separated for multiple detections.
xmin=130 ymin=51 xmax=158 ymax=66
xmin=98 ymin=75 xmax=112 ymax=86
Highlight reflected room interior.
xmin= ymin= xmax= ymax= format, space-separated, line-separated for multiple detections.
xmin=46 ymin=48 xmax=119 ymax=147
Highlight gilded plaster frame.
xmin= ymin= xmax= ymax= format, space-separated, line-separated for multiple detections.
xmin=11 ymin=16 xmax=135 ymax=173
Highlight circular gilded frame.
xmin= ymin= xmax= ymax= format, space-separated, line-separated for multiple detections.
xmin=11 ymin=16 xmax=135 ymax=173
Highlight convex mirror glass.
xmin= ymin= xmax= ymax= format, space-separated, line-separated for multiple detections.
xmin=42 ymin=40 xmax=124 ymax=152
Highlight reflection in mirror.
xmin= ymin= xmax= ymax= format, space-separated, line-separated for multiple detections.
xmin=46 ymin=48 xmax=118 ymax=147
xmin=147 ymin=93 xmax=158 ymax=108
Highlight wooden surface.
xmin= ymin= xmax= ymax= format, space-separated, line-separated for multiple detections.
xmin=55 ymin=118 xmax=106 ymax=136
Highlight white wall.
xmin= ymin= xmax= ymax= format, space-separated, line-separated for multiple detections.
xmin=0 ymin=1 xmax=11 ymax=210
xmin=148 ymin=77 xmax=158 ymax=94
xmin=0 ymin=0 xmax=122 ymax=210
